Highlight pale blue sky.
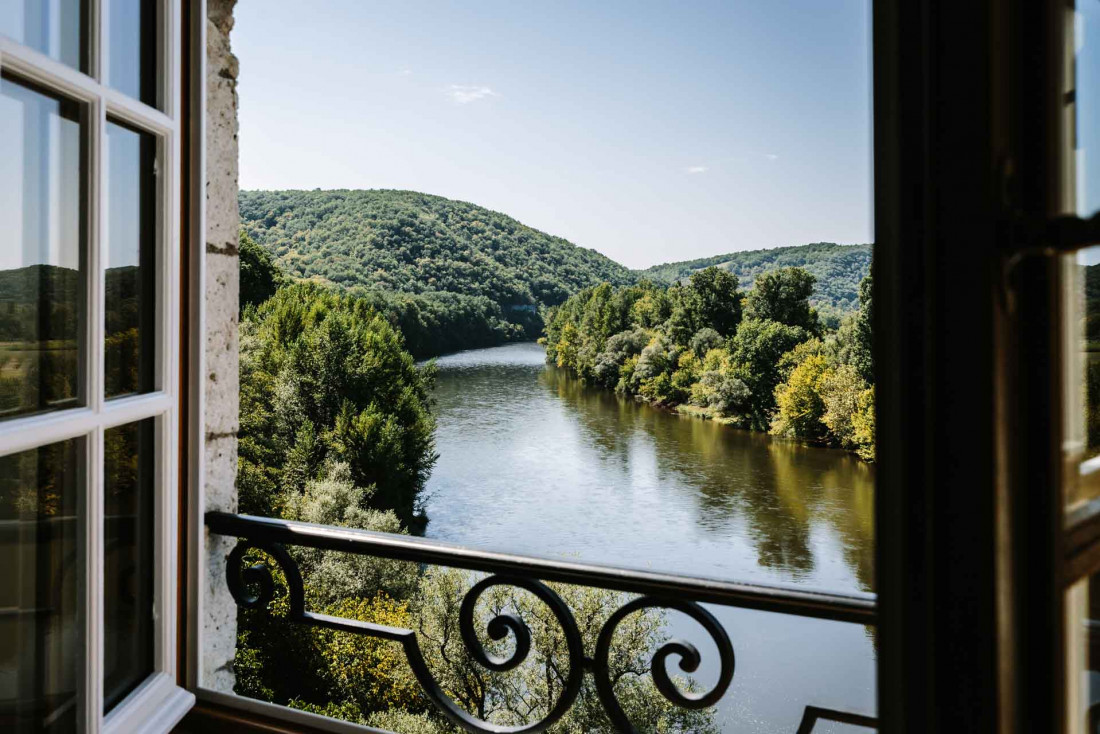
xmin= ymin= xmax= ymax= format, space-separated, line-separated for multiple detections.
xmin=234 ymin=1 xmax=873 ymax=268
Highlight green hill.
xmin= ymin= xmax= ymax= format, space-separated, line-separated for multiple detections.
xmin=643 ymin=242 xmax=872 ymax=312
xmin=238 ymin=189 xmax=635 ymax=309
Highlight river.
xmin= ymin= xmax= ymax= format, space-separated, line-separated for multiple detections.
xmin=422 ymin=343 xmax=876 ymax=732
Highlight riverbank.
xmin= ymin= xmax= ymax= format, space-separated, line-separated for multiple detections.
xmin=422 ymin=343 xmax=876 ymax=733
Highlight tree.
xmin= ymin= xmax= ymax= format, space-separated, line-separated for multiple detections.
xmin=282 ymin=462 xmax=420 ymax=605
xmin=744 ymin=267 xmax=820 ymax=334
xmin=818 ymin=364 xmax=869 ymax=449
xmin=689 ymin=327 xmax=724 ymax=357
xmin=240 ymin=229 xmax=284 ymax=312
xmin=687 ymin=267 xmax=743 ymax=336
xmin=832 ymin=274 xmax=873 ymax=384
xmin=592 ymin=328 xmax=650 ymax=388
xmin=771 ymin=353 xmax=831 ymax=441
xmin=690 ymin=348 xmax=751 ymax=416
xmin=237 ymin=283 xmax=437 ymax=528
xmin=728 ymin=319 xmax=812 ymax=430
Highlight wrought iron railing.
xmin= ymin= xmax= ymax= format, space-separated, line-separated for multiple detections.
xmin=206 ymin=511 xmax=879 ymax=734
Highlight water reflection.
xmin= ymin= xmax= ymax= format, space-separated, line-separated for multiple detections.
xmin=422 ymin=343 xmax=876 ymax=731
xmin=424 ymin=342 xmax=874 ymax=594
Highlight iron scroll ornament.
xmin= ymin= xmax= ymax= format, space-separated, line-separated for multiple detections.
xmin=225 ymin=540 xmax=736 ymax=734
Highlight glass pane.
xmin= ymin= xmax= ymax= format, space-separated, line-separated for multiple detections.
xmin=0 ymin=74 xmax=85 ymax=422
xmin=0 ymin=0 xmax=85 ymax=72
xmin=1074 ymin=0 xmax=1100 ymax=218
xmin=0 ymin=438 xmax=84 ymax=732
xmin=1068 ymin=572 xmax=1100 ymax=733
xmin=107 ymin=0 xmax=158 ymax=107
xmin=103 ymin=419 xmax=155 ymax=712
xmin=105 ymin=121 xmax=156 ymax=399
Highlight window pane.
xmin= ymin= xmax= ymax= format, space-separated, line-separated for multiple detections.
xmin=0 ymin=0 xmax=85 ymax=72
xmin=0 ymin=74 xmax=84 ymax=422
xmin=107 ymin=0 xmax=158 ymax=107
xmin=1074 ymin=0 xmax=1100 ymax=218
xmin=103 ymin=419 xmax=155 ymax=712
xmin=0 ymin=438 xmax=83 ymax=732
xmin=105 ymin=121 xmax=156 ymax=399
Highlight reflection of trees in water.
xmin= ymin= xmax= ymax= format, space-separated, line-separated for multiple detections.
xmin=539 ymin=366 xmax=875 ymax=591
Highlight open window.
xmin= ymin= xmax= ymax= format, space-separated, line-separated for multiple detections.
xmin=0 ymin=0 xmax=193 ymax=731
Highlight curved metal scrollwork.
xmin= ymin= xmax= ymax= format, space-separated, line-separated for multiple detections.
xmin=223 ymin=541 xmax=736 ymax=734
xmin=226 ymin=541 xmax=305 ymax=618
xmin=592 ymin=597 xmax=735 ymax=733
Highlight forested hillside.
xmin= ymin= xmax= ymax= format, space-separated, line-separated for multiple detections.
xmin=644 ymin=242 xmax=871 ymax=312
xmin=238 ymin=189 xmax=635 ymax=309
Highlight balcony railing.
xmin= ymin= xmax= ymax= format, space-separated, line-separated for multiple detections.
xmin=206 ymin=511 xmax=879 ymax=734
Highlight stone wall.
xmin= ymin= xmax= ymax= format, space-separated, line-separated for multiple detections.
xmin=202 ymin=0 xmax=240 ymax=694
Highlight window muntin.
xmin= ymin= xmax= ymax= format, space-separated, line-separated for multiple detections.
xmin=0 ymin=0 xmax=86 ymax=73
xmin=0 ymin=437 xmax=84 ymax=733
xmin=0 ymin=73 xmax=85 ymax=422
xmin=104 ymin=120 xmax=156 ymax=399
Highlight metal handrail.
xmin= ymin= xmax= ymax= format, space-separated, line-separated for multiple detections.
xmin=206 ymin=511 xmax=876 ymax=625
xmin=206 ymin=511 xmax=878 ymax=733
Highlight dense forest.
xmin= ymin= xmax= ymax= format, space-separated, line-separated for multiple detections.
xmin=238 ymin=188 xmax=634 ymax=307
xmin=239 ymin=190 xmax=874 ymax=353
xmin=644 ymin=242 xmax=871 ymax=326
xmin=545 ymin=267 xmax=876 ymax=461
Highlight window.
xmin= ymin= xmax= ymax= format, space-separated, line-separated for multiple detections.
xmin=0 ymin=2 xmax=192 ymax=732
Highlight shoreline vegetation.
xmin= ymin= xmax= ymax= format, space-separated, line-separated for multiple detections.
xmin=542 ymin=267 xmax=875 ymax=462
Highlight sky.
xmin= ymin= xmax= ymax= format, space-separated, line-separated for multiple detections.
xmin=233 ymin=0 xmax=874 ymax=269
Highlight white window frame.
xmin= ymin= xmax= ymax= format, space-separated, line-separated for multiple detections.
xmin=0 ymin=1 xmax=195 ymax=732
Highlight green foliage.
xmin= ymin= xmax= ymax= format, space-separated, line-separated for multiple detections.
xmin=728 ymin=319 xmax=812 ymax=430
xmin=283 ymin=463 xmax=420 ymax=605
xmin=685 ymin=267 xmax=744 ymax=336
xmin=768 ymin=275 xmax=876 ymax=457
xmin=771 ymin=353 xmax=831 ymax=440
xmin=744 ymin=267 xmax=820 ymax=334
xmin=546 ymin=266 xmax=875 ymax=458
xmin=237 ymin=283 xmax=437 ymax=527
xmin=644 ymin=242 xmax=871 ymax=312
xmin=238 ymin=187 xmax=634 ymax=316
xmin=240 ymin=229 xmax=285 ymax=312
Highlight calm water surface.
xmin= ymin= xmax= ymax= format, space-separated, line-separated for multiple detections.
xmin=423 ymin=343 xmax=876 ymax=732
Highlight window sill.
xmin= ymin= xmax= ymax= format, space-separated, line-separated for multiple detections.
xmin=103 ymin=673 xmax=195 ymax=734
xmin=188 ymin=689 xmax=383 ymax=734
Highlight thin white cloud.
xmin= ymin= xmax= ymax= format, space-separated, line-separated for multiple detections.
xmin=685 ymin=165 xmax=708 ymax=174
xmin=399 ymin=68 xmax=413 ymax=76
xmin=446 ymin=85 xmax=498 ymax=104
xmin=763 ymin=153 xmax=779 ymax=161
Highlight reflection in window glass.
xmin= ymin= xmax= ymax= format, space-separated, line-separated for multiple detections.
xmin=0 ymin=74 xmax=84 ymax=421
xmin=1068 ymin=572 xmax=1100 ymax=733
xmin=1074 ymin=1 xmax=1100 ymax=218
xmin=1070 ymin=247 xmax=1100 ymax=514
xmin=0 ymin=438 xmax=83 ymax=732
xmin=103 ymin=419 xmax=155 ymax=712
xmin=0 ymin=0 xmax=85 ymax=72
xmin=105 ymin=121 xmax=156 ymax=399
xmin=108 ymin=0 xmax=158 ymax=107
